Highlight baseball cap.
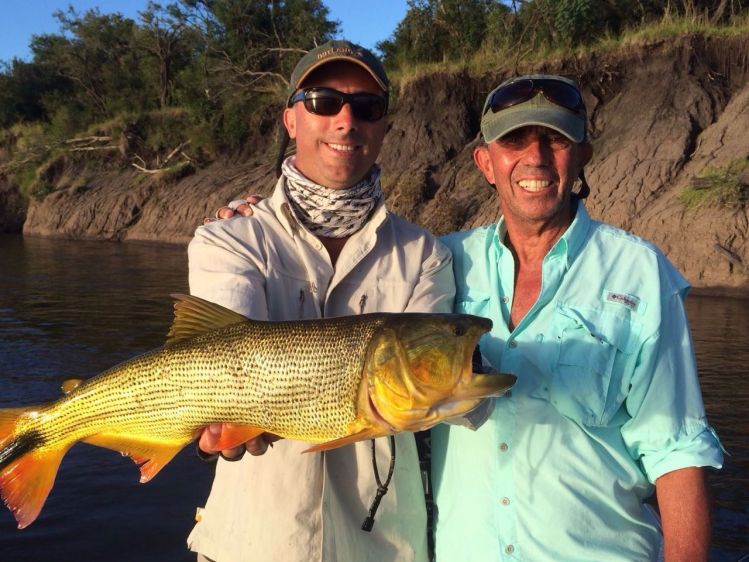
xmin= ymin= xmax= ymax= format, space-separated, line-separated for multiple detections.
xmin=480 ymin=74 xmax=587 ymax=143
xmin=287 ymin=40 xmax=389 ymax=103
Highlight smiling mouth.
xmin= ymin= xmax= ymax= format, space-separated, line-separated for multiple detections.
xmin=517 ymin=179 xmax=551 ymax=192
xmin=326 ymin=142 xmax=357 ymax=153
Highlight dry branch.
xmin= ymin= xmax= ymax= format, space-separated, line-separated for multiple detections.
xmin=714 ymin=243 xmax=749 ymax=275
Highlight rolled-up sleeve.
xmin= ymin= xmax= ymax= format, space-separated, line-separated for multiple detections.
xmin=621 ymin=290 xmax=724 ymax=483
xmin=188 ymin=221 xmax=269 ymax=320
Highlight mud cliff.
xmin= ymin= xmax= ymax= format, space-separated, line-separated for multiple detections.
xmin=10 ymin=34 xmax=749 ymax=292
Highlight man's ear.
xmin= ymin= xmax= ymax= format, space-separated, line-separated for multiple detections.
xmin=578 ymin=141 xmax=593 ymax=167
xmin=283 ymin=107 xmax=297 ymax=140
xmin=473 ymin=145 xmax=495 ymax=185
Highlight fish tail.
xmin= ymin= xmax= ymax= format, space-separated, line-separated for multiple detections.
xmin=0 ymin=408 xmax=67 ymax=529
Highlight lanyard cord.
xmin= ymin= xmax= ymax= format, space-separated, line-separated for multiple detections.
xmin=361 ymin=436 xmax=396 ymax=531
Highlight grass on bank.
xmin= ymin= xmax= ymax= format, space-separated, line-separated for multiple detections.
xmin=679 ymin=159 xmax=749 ymax=209
xmin=389 ymin=11 xmax=749 ymax=87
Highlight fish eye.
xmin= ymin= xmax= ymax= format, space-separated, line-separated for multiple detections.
xmin=454 ymin=324 xmax=466 ymax=337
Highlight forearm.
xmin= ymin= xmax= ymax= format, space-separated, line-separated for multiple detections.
xmin=656 ymin=466 xmax=711 ymax=562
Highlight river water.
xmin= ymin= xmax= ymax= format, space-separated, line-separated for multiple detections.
xmin=0 ymin=234 xmax=746 ymax=561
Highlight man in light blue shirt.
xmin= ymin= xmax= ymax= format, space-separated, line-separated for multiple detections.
xmin=431 ymin=75 xmax=724 ymax=561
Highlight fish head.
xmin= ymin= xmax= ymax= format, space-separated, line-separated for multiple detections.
xmin=362 ymin=313 xmax=515 ymax=433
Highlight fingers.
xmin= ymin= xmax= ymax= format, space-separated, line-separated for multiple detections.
xmin=226 ymin=198 xmax=255 ymax=218
xmin=245 ymin=433 xmax=281 ymax=456
xmin=197 ymin=424 xmax=281 ymax=460
xmin=245 ymin=435 xmax=270 ymax=456
xmin=197 ymin=423 xmax=223 ymax=452
xmin=215 ymin=206 xmax=236 ymax=219
xmin=233 ymin=204 xmax=253 ymax=217
xmin=209 ymin=196 xmax=262 ymax=223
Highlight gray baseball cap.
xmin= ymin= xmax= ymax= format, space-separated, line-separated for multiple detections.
xmin=287 ymin=40 xmax=389 ymax=103
xmin=480 ymin=74 xmax=587 ymax=143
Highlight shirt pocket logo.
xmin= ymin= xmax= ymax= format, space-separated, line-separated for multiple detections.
xmin=549 ymin=304 xmax=639 ymax=426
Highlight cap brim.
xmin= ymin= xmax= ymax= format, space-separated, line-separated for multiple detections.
xmin=481 ymin=97 xmax=586 ymax=144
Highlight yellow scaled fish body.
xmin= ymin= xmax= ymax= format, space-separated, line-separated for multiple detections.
xmin=0 ymin=294 xmax=515 ymax=529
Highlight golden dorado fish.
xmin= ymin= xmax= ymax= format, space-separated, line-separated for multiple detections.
xmin=0 ymin=294 xmax=515 ymax=529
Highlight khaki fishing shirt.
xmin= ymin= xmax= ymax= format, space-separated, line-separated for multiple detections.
xmin=186 ymin=176 xmax=455 ymax=562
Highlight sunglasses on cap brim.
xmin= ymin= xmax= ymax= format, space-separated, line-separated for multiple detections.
xmin=288 ymin=87 xmax=388 ymax=122
xmin=487 ymin=78 xmax=585 ymax=115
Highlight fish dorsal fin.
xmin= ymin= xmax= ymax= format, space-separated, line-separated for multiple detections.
xmin=166 ymin=294 xmax=248 ymax=346
xmin=61 ymin=379 xmax=84 ymax=395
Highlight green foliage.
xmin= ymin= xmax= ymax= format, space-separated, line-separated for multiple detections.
xmin=379 ymin=0 xmax=748 ymax=72
xmin=0 ymin=0 xmax=746 ymax=197
xmin=378 ymin=0 xmax=502 ymax=67
xmin=679 ymin=159 xmax=749 ymax=209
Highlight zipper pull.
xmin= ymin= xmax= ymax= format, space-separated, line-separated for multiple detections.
xmin=358 ymin=294 xmax=368 ymax=315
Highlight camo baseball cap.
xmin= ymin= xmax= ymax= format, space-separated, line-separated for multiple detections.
xmin=287 ymin=40 xmax=389 ymax=103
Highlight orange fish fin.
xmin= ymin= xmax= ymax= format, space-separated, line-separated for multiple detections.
xmin=61 ymin=378 xmax=84 ymax=395
xmin=166 ymin=294 xmax=248 ymax=346
xmin=303 ymin=428 xmax=385 ymax=453
xmin=82 ymin=433 xmax=187 ymax=483
xmin=211 ymin=425 xmax=266 ymax=452
xmin=0 ymin=417 xmax=68 ymax=529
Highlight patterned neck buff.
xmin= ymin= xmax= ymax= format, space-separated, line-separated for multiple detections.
xmin=282 ymin=156 xmax=383 ymax=239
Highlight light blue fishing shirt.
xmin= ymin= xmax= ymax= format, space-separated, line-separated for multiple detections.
xmin=432 ymin=202 xmax=723 ymax=561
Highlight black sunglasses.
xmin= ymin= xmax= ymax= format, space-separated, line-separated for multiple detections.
xmin=288 ymin=87 xmax=388 ymax=122
xmin=487 ymin=78 xmax=585 ymax=115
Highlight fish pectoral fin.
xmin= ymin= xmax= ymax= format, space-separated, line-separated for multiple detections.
xmin=302 ymin=428 xmax=386 ymax=453
xmin=211 ymin=425 xmax=266 ymax=452
xmin=0 ymin=441 xmax=69 ymax=529
xmin=82 ymin=433 xmax=187 ymax=484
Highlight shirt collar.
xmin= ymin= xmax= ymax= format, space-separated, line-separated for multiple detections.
xmin=492 ymin=200 xmax=593 ymax=268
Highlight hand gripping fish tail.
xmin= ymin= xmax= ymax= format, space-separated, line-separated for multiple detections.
xmin=0 ymin=294 xmax=516 ymax=529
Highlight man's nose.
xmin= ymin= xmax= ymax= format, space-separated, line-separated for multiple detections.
xmin=334 ymin=102 xmax=357 ymax=130
xmin=521 ymin=137 xmax=552 ymax=164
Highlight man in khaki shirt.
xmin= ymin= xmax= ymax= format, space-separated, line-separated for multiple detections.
xmin=187 ymin=40 xmax=455 ymax=562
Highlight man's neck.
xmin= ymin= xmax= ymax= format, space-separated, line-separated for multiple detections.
xmin=503 ymin=212 xmax=573 ymax=331
xmin=317 ymin=235 xmax=350 ymax=267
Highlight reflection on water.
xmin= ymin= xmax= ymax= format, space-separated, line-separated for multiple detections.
xmin=0 ymin=235 xmax=746 ymax=560
xmin=0 ymin=235 xmax=213 ymax=562
xmin=686 ymin=296 xmax=749 ymax=560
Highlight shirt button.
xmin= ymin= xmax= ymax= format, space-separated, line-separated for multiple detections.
xmin=501 ymin=296 xmax=509 ymax=304
xmin=505 ymin=545 xmax=515 ymax=554
xmin=500 ymin=497 xmax=511 ymax=506
xmin=499 ymin=442 xmax=509 ymax=452
xmin=508 ymin=340 xmax=517 ymax=348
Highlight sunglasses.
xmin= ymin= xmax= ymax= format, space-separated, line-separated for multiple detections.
xmin=289 ymin=87 xmax=388 ymax=122
xmin=486 ymin=78 xmax=585 ymax=115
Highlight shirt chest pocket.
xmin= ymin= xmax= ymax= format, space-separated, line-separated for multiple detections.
xmin=549 ymin=305 xmax=640 ymax=427
xmin=455 ymin=295 xmax=491 ymax=318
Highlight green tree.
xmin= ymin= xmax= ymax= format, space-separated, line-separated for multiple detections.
xmin=30 ymin=8 xmax=151 ymax=123
xmin=137 ymin=2 xmax=197 ymax=109
xmin=378 ymin=0 xmax=502 ymax=68
xmin=179 ymin=0 xmax=338 ymax=95
xmin=0 ymin=58 xmax=71 ymax=127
